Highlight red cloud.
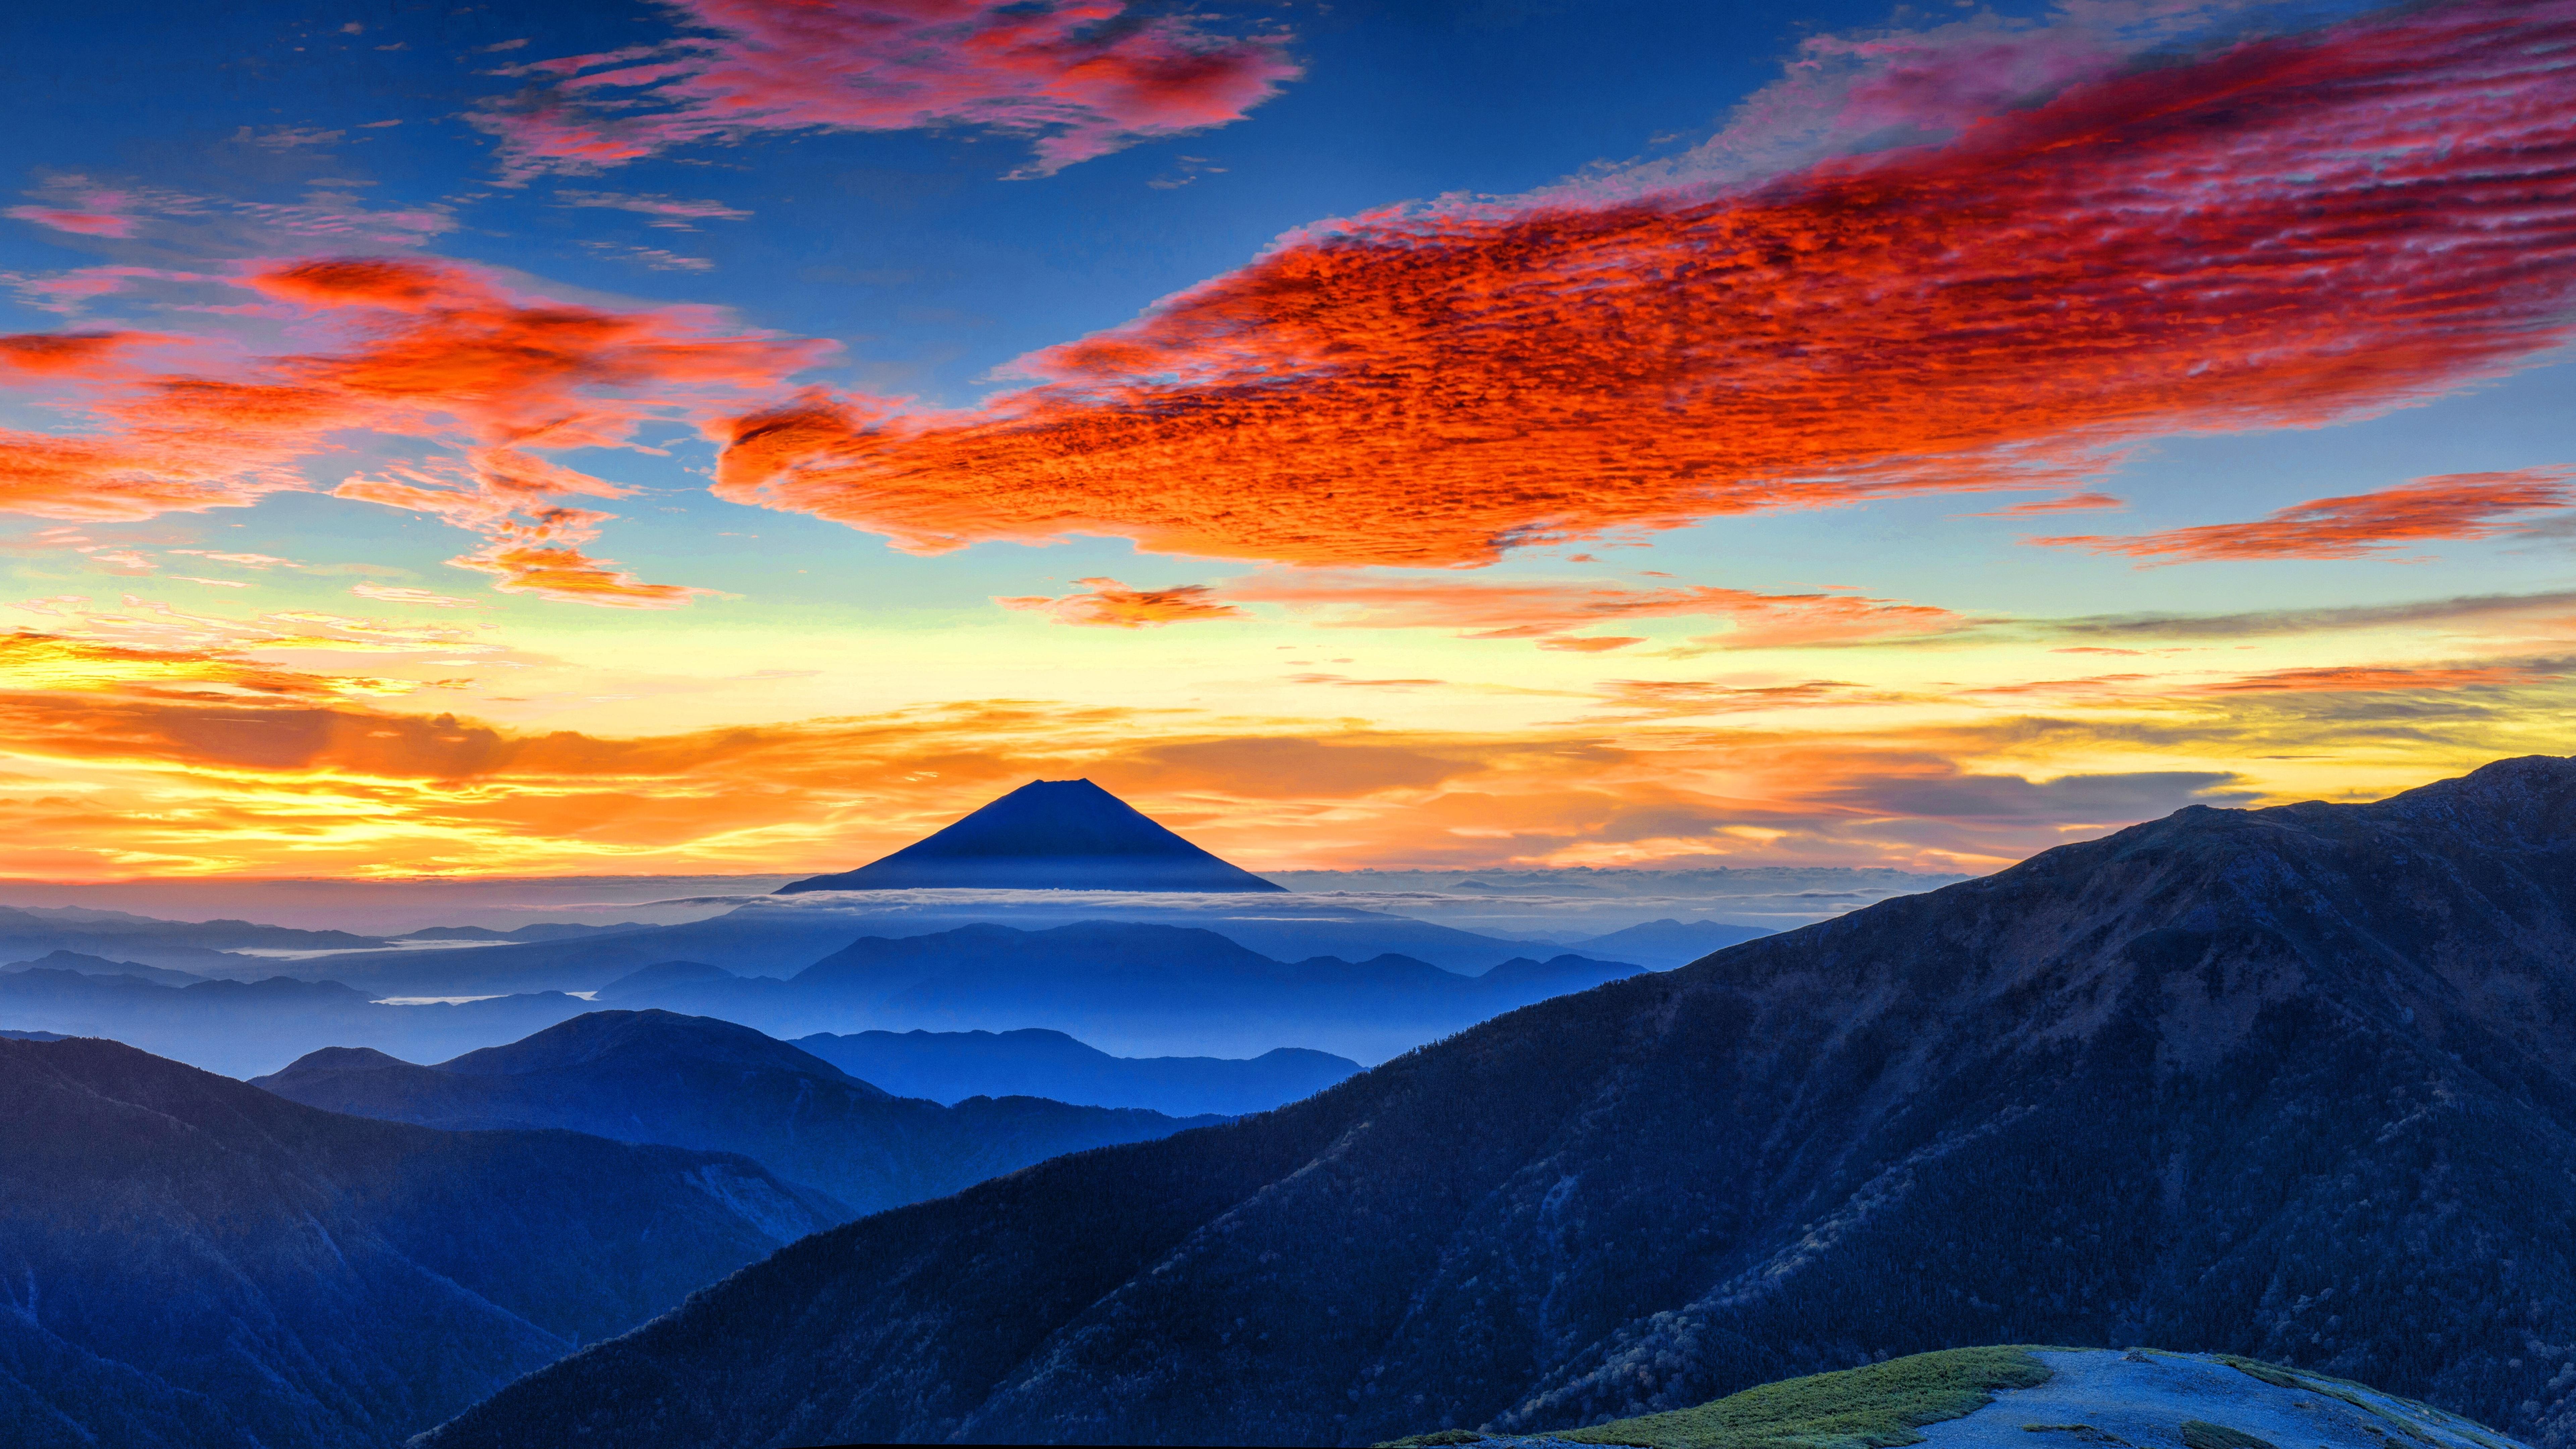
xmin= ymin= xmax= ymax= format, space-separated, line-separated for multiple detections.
xmin=714 ymin=0 xmax=2576 ymax=568
xmin=996 ymin=577 xmax=1247 ymax=628
xmin=0 ymin=331 xmax=158 ymax=379
xmin=1217 ymin=574 xmax=1963 ymax=650
xmin=5 ymin=205 xmax=135 ymax=238
xmin=2032 ymin=468 xmax=2576 ymax=562
xmin=478 ymin=0 xmax=1300 ymax=181
xmin=0 ymin=256 xmax=828 ymax=602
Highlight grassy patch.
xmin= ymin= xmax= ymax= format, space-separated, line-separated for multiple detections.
xmin=2179 ymin=1419 xmax=2276 ymax=1449
xmin=2022 ymin=1425 xmax=2135 ymax=1447
xmin=2209 ymin=1356 xmax=2508 ymax=1449
xmin=1389 ymin=1345 xmax=2057 ymax=1449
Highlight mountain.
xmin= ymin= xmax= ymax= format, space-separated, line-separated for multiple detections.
xmin=1564 ymin=917 xmax=1774 ymax=969
xmin=794 ymin=1027 xmax=1363 ymax=1115
xmin=419 ymin=757 xmax=2576 ymax=1449
xmin=621 ymin=920 xmax=1650 ymax=1060
xmin=0 ymin=1034 xmax=836 ymax=1449
xmin=777 ymin=777 xmax=1287 ymax=892
xmin=253 ymin=1010 xmax=1227 ymax=1215
xmin=596 ymin=958 xmax=738 ymax=995
xmin=0 ymin=966 xmax=598 ymax=1078
xmin=0 ymin=903 xmax=383 ymax=973
xmin=1384 ymin=1346 xmax=2527 ymax=1449
xmin=3 ymin=947 xmax=213 ymax=987
xmin=395 ymin=923 xmax=652 ymax=942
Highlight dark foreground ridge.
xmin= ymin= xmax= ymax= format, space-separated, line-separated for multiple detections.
xmin=0 ymin=1035 xmax=837 ymax=1449
xmin=419 ymin=756 xmax=2576 ymax=1449
xmin=776 ymin=777 xmax=1287 ymax=892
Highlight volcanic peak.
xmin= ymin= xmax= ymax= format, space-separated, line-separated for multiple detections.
xmin=777 ymin=777 xmax=1284 ymax=894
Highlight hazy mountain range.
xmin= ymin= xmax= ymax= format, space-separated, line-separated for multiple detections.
xmin=252 ymin=1010 xmax=1226 ymax=1214
xmin=792 ymin=1027 xmax=1362 ymax=1116
xmin=420 ymin=756 xmax=2576 ymax=1449
xmin=604 ymin=920 xmax=1652 ymax=1060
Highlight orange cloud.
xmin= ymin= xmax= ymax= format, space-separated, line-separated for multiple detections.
xmin=712 ymin=0 xmax=2576 ymax=567
xmin=0 ymin=331 xmax=161 ymax=378
xmin=1218 ymin=574 xmax=1964 ymax=650
xmin=0 ymin=256 xmax=829 ymax=602
xmin=2193 ymin=663 xmax=2555 ymax=694
xmin=2033 ymin=468 xmax=2576 ymax=562
xmin=477 ymin=0 xmax=1300 ymax=181
xmin=996 ymin=577 xmax=1248 ymax=628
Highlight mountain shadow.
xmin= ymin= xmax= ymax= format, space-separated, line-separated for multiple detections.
xmin=777 ymin=777 xmax=1286 ymax=892
xmin=253 ymin=1009 xmax=1227 ymax=1215
xmin=419 ymin=756 xmax=2576 ymax=1449
xmin=0 ymin=1035 xmax=837 ymax=1449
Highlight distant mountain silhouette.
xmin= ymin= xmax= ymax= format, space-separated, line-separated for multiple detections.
xmin=0 ymin=904 xmax=381 ymax=973
xmin=0 ymin=1034 xmax=834 ymax=1449
xmin=422 ymin=757 xmax=2576 ymax=1449
xmin=794 ymin=1027 xmax=1362 ymax=1116
xmin=281 ymin=899 xmax=1573 ymax=998
xmin=254 ymin=1010 xmax=1225 ymax=1214
xmin=619 ymin=920 xmax=1651 ymax=1060
xmin=395 ymin=922 xmax=651 ymax=942
xmin=1564 ymin=917 xmax=1773 ymax=969
xmin=596 ymin=958 xmax=738 ymax=996
xmin=3 ymin=947 xmax=212 ymax=987
xmin=777 ymin=778 xmax=1287 ymax=892
xmin=0 ymin=966 xmax=596 ymax=1078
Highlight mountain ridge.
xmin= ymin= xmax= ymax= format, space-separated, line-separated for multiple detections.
xmin=0 ymin=1034 xmax=837 ymax=1449
xmin=252 ymin=1009 xmax=1226 ymax=1215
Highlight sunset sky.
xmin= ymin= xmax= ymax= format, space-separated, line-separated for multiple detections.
xmin=4 ymin=0 xmax=2574 ymax=882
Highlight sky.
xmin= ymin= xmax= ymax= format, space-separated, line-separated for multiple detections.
xmin=2 ymin=0 xmax=2574 ymax=884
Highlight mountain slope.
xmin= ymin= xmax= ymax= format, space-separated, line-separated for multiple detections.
xmin=793 ymin=1027 xmax=1362 ymax=1115
xmin=419 ymin=757 xmax=2576 ymax=1449
xmin=779 ymin=777 xmax=1286 ymax=892
xmin=0 ymin=1036 xmax=836 ymax=1449
xmin=1564 ymin=917 xmax=1774 ymax=969
xmin=253 ymin=1010 xmax=1226 ymax=1214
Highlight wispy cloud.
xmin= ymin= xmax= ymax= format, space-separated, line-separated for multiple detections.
xmin=2032 ymin=469 xmax=2576 ymax=562
xmin=1215 ymin=574 xmax=1964 ymax=651
xmin=553 ymin=190 xmax=752 ymax=228
xmin=475 ymin=0 xmax=1301 ymax=182
xmin=996 ymin=577 xmax=1248 ymax=628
